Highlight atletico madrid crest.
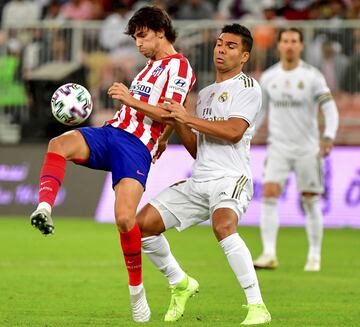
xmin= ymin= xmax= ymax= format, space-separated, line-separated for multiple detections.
xmin=152 ymin=65 xmax=166 ymax=77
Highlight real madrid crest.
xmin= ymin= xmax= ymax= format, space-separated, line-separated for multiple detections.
xmin=218 ymin=91 xmax=229 ymax=103
xmin=298 ymin=80 xmax=304 ymax=89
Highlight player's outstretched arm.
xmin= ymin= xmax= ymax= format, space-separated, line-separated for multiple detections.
xmin=108 ymin=82 xmax=172 ymax=123
xmin=187 ymin=116 xmax=248 ymax=143
xmin=162 ymin=99 xmax=249 ymax=144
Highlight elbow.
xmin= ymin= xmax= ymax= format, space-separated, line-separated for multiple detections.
xmin=229 ymin=133 xmax=243 ymax=144
xmin=190 ymin=148 xmax=197 ymax=159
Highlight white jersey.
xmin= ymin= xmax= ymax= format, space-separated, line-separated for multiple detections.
xmin=260 ymin=60 xmax=333 ymax=157
xmin=192 ymin=73 xmax=262 ymax=182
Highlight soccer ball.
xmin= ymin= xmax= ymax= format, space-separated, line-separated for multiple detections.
xmin=51 ymin=83 xmax=93 ymax=126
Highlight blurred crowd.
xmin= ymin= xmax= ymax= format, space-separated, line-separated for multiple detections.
xmin=1 ymin=0 xmax=360 ymax=24
xmin=0 ymin=0 xmax=360 ymax=144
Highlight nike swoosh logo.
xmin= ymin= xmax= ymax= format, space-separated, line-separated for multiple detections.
xmin=136 ymin=170 xmax=145 ymax=176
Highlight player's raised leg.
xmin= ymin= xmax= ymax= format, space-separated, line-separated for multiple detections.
xmin=30 ymin=130 xmax=89 ymax=235
xmin=302 ymin=194 xmax=323 ymax=271
xmin=138 ymin=203 xmax=199 ymax=322
xmin=212 ymin=208 xmax=271 ymax=325
xmin=115 ymin=179 xmax=151 ymax=322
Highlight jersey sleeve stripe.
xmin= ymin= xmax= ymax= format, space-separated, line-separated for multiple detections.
xmin=173 ymin=58 xmax=189 ymax=104
xmin=178 ymin=58 xmax=189 ymax=78
xmin=190 ymin=70 xmax=196 ymax=91
xmin=316 ymin=93 xmax=333 ymax=105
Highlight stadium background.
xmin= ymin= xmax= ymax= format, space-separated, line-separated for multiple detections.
xmin=1 ymin=0 xmax=359 ymax=226
xmin=0 ymin=1 xmax=360 ymax=326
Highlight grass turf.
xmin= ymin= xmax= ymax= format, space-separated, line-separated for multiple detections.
xmin=0 ymin=218 xmax=359 ymax=327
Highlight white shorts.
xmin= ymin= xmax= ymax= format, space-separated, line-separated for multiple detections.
xmin=150 ymin=176 xmax=253 ymax=232
xmin=263 ymin=148 xmax=324 ymax=194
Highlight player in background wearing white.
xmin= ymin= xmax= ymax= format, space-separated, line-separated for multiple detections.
xmin=253 ymin=28 xmax=339 ymax=272
xmin=29 ymin=6 xmax=195 ymax=322
xmin=136 ymin=24 xmax=271 ymax=325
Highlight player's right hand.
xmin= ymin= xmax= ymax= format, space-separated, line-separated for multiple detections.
xmin=320 ymin=137 xmax=334 ymax=157
xmin=160 ymin=98 xmax=188 ymax=124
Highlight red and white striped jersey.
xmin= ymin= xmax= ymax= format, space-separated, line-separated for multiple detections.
xmin=108 ymin=53 xmax=195 ymax=157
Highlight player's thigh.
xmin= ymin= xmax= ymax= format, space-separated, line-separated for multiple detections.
xmin=294 ymin=154 xmax=324 ymax=194
xmin=48 ymin=130 xmax=90 ymax=160
xmin=150 ymin=179 xmax=210 ymax=232
xmin=263 ymin=151 xmax=292 ymax=195
xmin=209 ymin=176 xmax=252 ymax=220
xmin=114 ymin=177 xmax=144 ymax=231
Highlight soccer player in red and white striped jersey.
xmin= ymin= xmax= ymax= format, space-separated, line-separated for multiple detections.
xmin=29 ymin=6 xmax=195 ymax=322
xmin=108 ymin=50 xmax=195 ymax=157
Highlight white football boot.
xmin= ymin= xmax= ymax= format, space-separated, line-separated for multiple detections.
xmin=253 ymin=254 xmax=279 ymax=269
xmin=304 ymin=258 xmax=321 ymax=271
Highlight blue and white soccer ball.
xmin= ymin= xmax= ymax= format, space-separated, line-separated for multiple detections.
xmin=51 ymin=83 xmax=93 ymax=126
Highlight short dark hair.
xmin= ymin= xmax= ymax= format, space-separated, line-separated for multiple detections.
xmin=126 ymin=6 xmax=177 ymax=43
xmin=278 ymin=28 xmax=303 ymax=43
xmin=221 ymin=24 xmax=253 ymax=52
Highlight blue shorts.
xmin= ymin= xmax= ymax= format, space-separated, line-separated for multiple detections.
xmin=77 ymin=125 xmax=151 ymax=189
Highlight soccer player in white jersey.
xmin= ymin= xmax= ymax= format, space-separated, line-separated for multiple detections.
xmin=135 ymin=24 xmax=271 ymax=325
xmin=29 ymin=6 xmax=195 ymax=322
xmin=253 ymin=28 xmax=339 ymax=272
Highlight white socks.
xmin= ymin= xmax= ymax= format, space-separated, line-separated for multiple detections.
xmin=142 ymin=234 xmax=185 ymax=286
xmin=302 ymin=196 xmax=323 ymax=261
xmin=37 ymin=201 xmax=52 ymax=213
xmin=260 ymin=197 xmax=279 ymax=257
xmin=129 ymin=283 xmax=144 ymax=295
xmin=219 ymin=233 xmax=263 ymax=304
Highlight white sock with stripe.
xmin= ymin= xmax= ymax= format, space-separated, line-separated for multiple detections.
xmin=142 ymin=234 xmax=185 ymax=286
xmin=260 ymin=197 xmax=279 ymax=257
xmin=220 ymin=233 xmax=263 ymax=304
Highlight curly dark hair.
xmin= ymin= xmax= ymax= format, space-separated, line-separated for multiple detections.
xmin=221 ymin=24 xmax=253 ymax=52
xmin=126 ymin=6 xmax=177 ymax=44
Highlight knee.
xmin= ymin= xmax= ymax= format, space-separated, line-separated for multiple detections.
xmin=212 ymin=222 xmax=236 ymax=241
xmin=301 ymin=193 xmax=321 ymax=217
xmin=142 ymin=234 xmax=168 ymax=255
xmin=48 ymin=136 xmax=66 ymax=155
xmin=136 ymin=204 xmax=166 ymax=238
xmin=263 ymin=183 xmax=281 ymax=198
xmin=302 ymin=192 xmax=319 ymax=201
xmin=115 ymin=214 xmax=135 ymax=233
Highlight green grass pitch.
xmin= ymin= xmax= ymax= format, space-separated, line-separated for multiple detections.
xmin=0 ymin=218 xmax=359 ymax=326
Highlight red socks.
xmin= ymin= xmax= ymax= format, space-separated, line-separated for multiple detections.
xmin=120 ymin=224 xmax=142 ymax=286
xmin=38 ymin=152 xmax=66 ymax=207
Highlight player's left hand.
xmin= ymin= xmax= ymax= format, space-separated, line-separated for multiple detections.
xmin=160 ymin=98 xmax=188 ymax=124
xmin=152 ymin=139 xmax=168 ymax=163
xmin=107 ymin=82 xmax=134 ymax=107
xmin=320 ymin=137 xmax=334 ymax=157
